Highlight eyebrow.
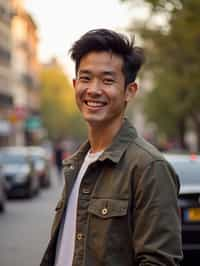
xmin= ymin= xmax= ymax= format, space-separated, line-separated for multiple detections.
xmin=78 ymin=70 xmax=91 ymax=75
xmin=78 ymin=70 xmax=116 ymax=77
xmin=101 ymin=71 xmax=116 ymax=77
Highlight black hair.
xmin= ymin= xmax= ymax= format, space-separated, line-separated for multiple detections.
xmin=69 ymin=28 xmax=145 ymax=86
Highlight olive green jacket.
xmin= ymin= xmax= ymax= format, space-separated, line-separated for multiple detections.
xmin=40 ymin=119 xmax=183 ymax=266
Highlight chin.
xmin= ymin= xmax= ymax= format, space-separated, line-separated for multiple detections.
xmin=84 ymin=117 xmax=103 ymax=126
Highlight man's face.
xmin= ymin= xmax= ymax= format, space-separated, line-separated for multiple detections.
xmin=73 ymin=51 xmax=137 ymax=128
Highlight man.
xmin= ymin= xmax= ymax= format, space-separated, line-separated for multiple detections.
xmin=40 ymin=29 xmax=182 ymax=266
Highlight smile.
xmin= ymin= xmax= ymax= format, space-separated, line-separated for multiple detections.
xmin=84 ymin=101 xmax=106 ymax=107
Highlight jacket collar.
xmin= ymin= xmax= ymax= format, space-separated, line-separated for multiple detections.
xmin=63 ymin=118 xmax=137 ymax=166
xmin=99 ymin=118 xmax=137 ymax=163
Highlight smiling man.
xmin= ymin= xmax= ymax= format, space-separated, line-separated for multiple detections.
xmin=40 ymin=29 xmax=183 ymax=266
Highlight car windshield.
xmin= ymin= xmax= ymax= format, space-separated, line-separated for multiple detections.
xmin=31 ymin=154 xmax=41 ymax=161
xmin=0 ymin=152 xmax=27 ymax=165
xmin=168 ymin=159 xmax=200 ymax=186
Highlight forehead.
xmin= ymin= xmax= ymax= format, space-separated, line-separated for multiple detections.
xmin=78 ymin=51 xmax=124 ymax=74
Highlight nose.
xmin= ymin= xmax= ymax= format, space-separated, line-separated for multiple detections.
xmin=87 ymin=80 xmax=102 ymax=96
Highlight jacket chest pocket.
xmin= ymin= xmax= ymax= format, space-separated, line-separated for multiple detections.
xmin=88 ymin=198 xmax=128 ymax=218
xmin=87 ymin=198 xmax=131 ymax=262
xmin=87 ymin=198 xmax=129 ymax=240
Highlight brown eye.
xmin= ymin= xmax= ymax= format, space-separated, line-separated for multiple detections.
xmin=104 ymin=78 xmax=114 ymax=85
xmin=79 ymin=76 xmax=90 ymax=82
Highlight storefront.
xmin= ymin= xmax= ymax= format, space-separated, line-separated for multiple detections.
xmin=0 ymin=119 xmax=12 ymax=146
xmin=0 ymin=92 xmax=14 ymax=146
xmin=24 ymin=115 xmax=45 ymax=145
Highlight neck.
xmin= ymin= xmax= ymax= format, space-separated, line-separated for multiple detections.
xmin=87 ymin=118 xmax=124 ymax=153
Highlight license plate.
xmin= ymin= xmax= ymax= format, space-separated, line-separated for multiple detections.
xmin=184 ymin=208 xmax=200 ymax=222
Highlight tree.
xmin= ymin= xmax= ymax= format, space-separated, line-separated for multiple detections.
xmin=40 ymin=60 xmax=86 ymax=141
xmin=121 ymin=0 xmax=200 ymax=150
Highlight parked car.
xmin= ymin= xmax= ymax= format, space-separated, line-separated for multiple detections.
xmin=0 ymin=147 xmax=40 ymax=198
xmin=27 ymin=146 xmax=51 ymax=188
xmin=0 ymin=167 xmax=6 ymax=212
xmin=164 ymin=153 xmax=200 ymax=257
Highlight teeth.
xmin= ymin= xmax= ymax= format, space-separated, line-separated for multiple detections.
xmin=86 ymin=101 xmax=104 ymax=107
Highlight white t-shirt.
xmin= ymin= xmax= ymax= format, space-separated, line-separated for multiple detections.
xmin=55 ymin=150 xmax=103 ymax=266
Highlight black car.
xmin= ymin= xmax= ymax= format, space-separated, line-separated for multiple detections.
xmin=0 ymin=168 xmax=6 ymax=212
xmin=164 ymin=154 xmax=200 ymax=258
xmin=0 ymin=147 xmax=40 ymax=198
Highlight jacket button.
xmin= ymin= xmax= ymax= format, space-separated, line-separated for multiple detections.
xmin=102 ymin=208 xmax=108 ymax=215
xmin=82 ymin=187 xmax=90 ymax=194
xmin=77 ymin=233 xmax=83 ymax=240
xmin=69 ymin=164 xmax=74 ymax=170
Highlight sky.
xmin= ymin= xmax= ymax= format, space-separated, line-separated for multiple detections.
xmin=24 ymin=0 xmax=148 ymax=77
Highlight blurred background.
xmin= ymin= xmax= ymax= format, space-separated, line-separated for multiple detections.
xmin=0 ymin=0 xmax=199 ymax=265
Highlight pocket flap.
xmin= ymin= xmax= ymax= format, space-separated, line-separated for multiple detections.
xmin=88 ymin=198 xmax=128 ymax=219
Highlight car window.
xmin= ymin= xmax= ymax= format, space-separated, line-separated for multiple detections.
xmin=0 ymin=152 xmax=27 ymax=164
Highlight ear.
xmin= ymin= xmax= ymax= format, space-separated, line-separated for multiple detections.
xmin=72 ymin=78 xmax=76 ymax=88
xmin=125 ymin=82 xmax=138 ymax=102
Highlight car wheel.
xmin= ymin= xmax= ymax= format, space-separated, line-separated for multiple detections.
xmin=43 ymin=175 xmax=51 ymax=188
xmin=27 ymin=187 xmax=33 ymax=198
xmin=27 ymin=180 xmax=34 ymax=198
xmin=0 ymin=188 xmax=6 ymax=212
xmin=0 ymin=201 xmax=5 ymax=212
xmin=34 ymin=182 xmax=40 ymax=195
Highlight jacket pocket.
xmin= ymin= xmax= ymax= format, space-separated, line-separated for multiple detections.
xmin=86 ymin=198 xmax=132 ymax=265
xmin=88 ymin=198 xmax=128 ymax=219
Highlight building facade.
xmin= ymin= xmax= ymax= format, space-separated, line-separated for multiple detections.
xmin=11 ymin=0 xmax=41 ymax=145
xmin=0 ymin=0 xmax=13 ymax=145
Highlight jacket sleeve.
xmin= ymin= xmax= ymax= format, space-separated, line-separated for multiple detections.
xmin=133 ymin=160 xmax=183 ymax=265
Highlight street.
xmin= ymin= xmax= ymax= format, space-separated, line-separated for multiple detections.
xmin=0 ymin=171 xmax=63 ymax=266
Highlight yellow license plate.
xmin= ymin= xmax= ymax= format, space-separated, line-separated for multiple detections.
xmin=187 ymin=208 xmax=200 ymax=222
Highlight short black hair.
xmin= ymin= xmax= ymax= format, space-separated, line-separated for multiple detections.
xmin=69 ymin=28 xmax=145 ymax=86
